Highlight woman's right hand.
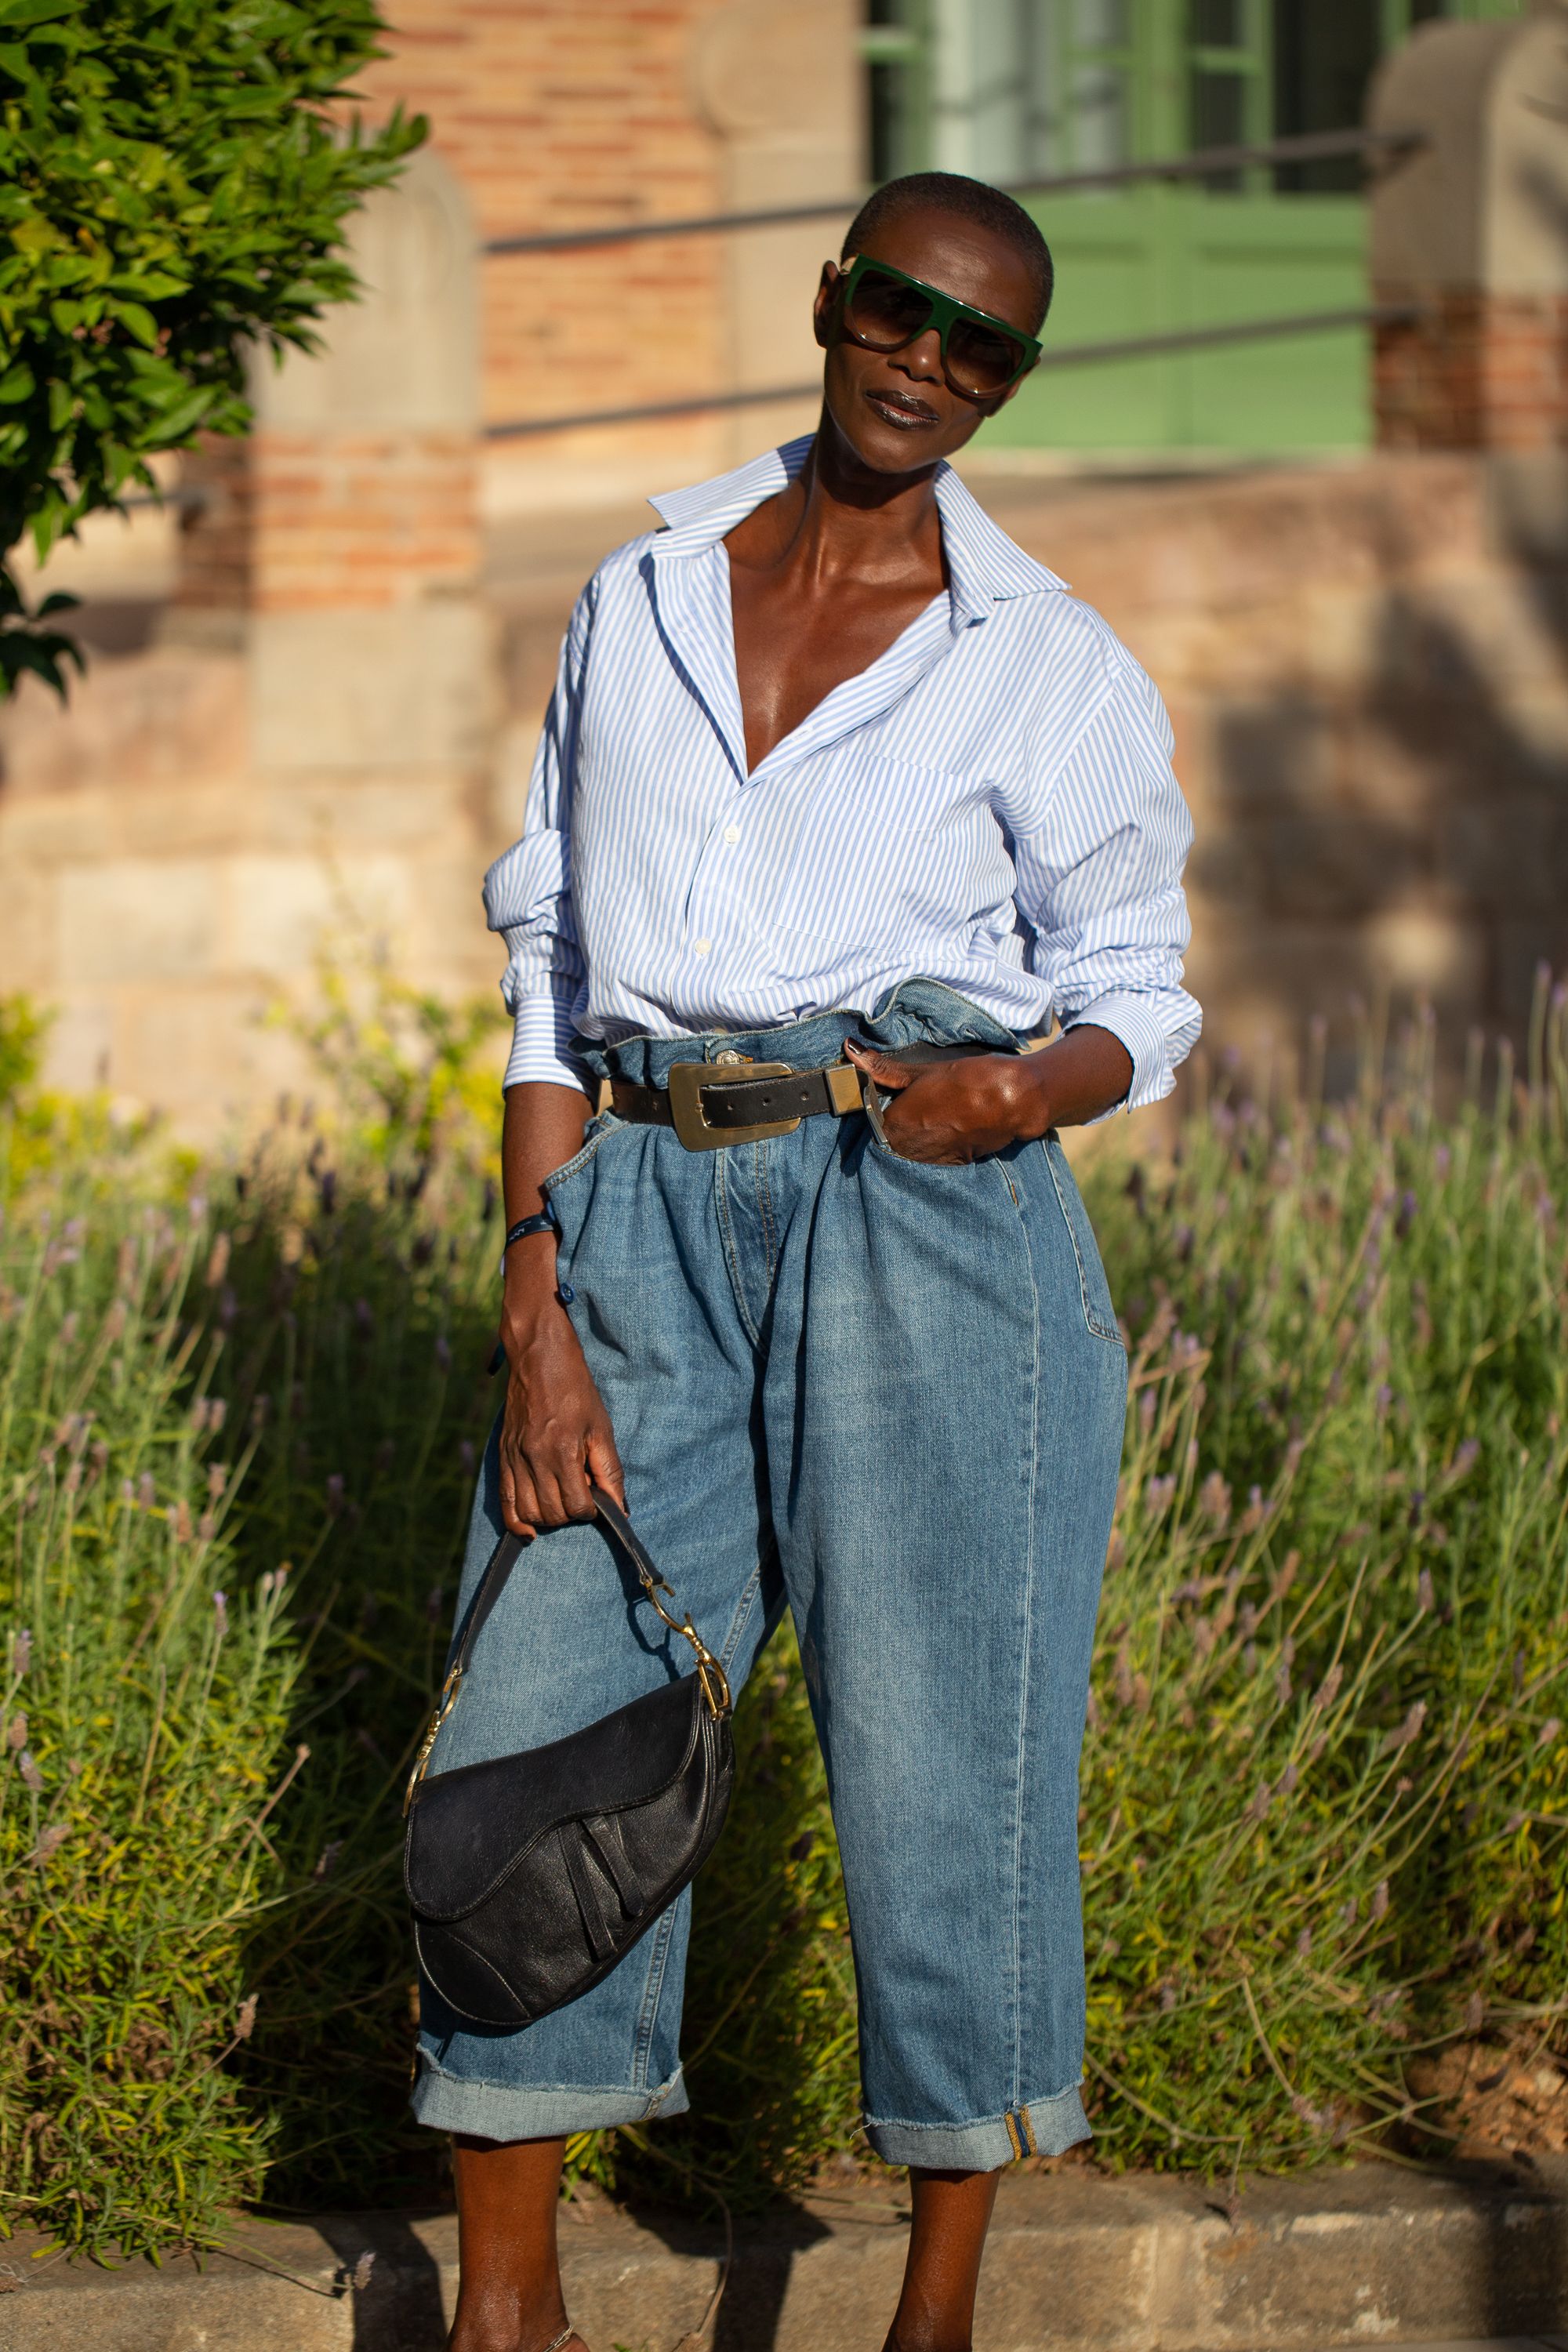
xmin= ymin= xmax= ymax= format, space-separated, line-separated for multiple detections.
xmin=495 ymin=1243 xmax=624 ymax=1538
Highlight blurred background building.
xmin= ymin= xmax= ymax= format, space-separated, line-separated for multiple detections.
xmin=1 ymin=0 xmax=1563 ymax=1132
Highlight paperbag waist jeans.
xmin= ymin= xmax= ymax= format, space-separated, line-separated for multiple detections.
xmin=412 ymin=980 xmax=1127 ymax=2170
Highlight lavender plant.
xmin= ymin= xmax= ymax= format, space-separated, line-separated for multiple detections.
xmin=0 ymin=1187 xmax=298 ymax=2257
xmin=2 ymin=976 xmax=1566 ymax=2252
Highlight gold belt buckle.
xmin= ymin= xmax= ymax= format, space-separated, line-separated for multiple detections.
xmin=666 ymin=1060 xmax=800 ymax=1151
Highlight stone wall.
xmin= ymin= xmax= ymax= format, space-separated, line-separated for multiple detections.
xmin=353 ymin=0 xmax=861 ymax=512
xmin=1371 ymin=9 xmax=1568 ymax=455
xmin=485 ymin=447 xmax=1568 ymax=1101
xmin=7 ymin=444 xmax=1559 ymax=1134
xmin=985 ymin=452 xmax=1568 ymax=1077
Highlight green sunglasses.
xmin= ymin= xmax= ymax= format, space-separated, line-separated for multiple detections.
xmin=833 ymin=254 xmax=1042 ymax=401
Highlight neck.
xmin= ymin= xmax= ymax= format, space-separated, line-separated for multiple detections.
xmin=741 ymin=406 xmax=946 ymax=585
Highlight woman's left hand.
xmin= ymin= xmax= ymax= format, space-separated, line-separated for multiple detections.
xmin=844 ymin=1044 xmax=1045 ymax=1164
xmin=844 ymin=1026 xmax=1135 ymax=1163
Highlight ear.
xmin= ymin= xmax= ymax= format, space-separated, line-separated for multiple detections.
xmin=813 ymin=260 xmax=842 ymax=350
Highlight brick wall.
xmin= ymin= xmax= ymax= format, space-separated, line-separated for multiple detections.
xmin=356 ymin=1 xmax=731 ymax=481
xmin=246 ymin=431 xmax=479 ymax=612
xmin=1375 ymin=296 xmax=1568 ymax=452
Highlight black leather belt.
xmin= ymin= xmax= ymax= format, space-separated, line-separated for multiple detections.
xmin=611 ymin=1043 xmax=995 ymax=1152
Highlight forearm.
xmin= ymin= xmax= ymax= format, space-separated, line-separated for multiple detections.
xmin=1014 ymin=1022 xmax=1134 ymax=1133
xmin=494 ymin=1078 xmax=622 ymax=1533
xmin=499 ymin=1079 xmax=593 ymax=1338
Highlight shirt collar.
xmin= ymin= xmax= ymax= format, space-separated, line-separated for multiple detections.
xmin=647 ymin=435 xmax=1069 ymax=625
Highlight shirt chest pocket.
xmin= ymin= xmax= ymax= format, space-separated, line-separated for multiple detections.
xmin=768 ymin=756 xmax=1000 ymax=951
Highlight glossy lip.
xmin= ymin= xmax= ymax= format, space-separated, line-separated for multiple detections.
xmin=863 ymin=386 xmax=941 ymax=428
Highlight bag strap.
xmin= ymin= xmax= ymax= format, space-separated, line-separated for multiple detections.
xmin=403 ymin=1488 xmax=730 ymax=1814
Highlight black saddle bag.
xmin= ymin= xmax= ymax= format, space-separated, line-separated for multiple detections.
xmin=404 ymin=1491 xmax=735 ymax=2031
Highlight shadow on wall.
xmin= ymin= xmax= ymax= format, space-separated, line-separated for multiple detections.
xmin=1192 ymin=458 xmax=1568 ymax=1076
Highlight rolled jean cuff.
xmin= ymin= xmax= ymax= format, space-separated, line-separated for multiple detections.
xmin=412 ymin=2051 xmax=689 ymax=2141
xmin=864 ymin=2081 xmax=1091 ymax=2172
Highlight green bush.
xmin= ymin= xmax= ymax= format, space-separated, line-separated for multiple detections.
xmin=0 ymin=0 xmax=423 ymax=693
xmin=2 ymin=983 xmax=1566 ymax=2252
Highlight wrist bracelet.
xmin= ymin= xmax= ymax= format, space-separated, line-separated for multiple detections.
xmin=501 ymin=1207 xmax=559 ymax=1274
xmin=503 ymin=1207 xmax=558 ymax=1251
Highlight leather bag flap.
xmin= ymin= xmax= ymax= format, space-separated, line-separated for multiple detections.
xmin=405 ymin=1672 xmax=706 ymax=1922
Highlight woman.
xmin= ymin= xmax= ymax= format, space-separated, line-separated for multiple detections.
xmin=420 ymin=170 xmax=1199 ymax=2352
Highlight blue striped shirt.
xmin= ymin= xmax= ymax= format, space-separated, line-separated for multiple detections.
xmin=485 ymin=435 xmax=1199 ymax=1112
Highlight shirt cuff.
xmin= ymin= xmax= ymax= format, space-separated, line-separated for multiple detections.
xmin=502 ymin=988 xmax=593 ymax=1096
xmin=1062 ymin=991 xmax=1174 ymax=1117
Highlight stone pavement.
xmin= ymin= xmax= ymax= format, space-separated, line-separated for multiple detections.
xmin=4 ymin=2158 xmax=1568 ymax=2352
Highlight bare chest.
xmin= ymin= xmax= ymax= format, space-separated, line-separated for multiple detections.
xmin=727 ymin=561 xmax=942 ymax=775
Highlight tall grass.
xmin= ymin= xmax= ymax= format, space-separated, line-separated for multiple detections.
xmin=2 ymin=982 xmax=1566 ymax=2254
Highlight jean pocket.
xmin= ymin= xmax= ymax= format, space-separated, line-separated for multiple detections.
xmin=540 ymin=1111 xmax=626 ymax=1211
xmin=1040 ymin=1138 xmax=1124 ymax=1347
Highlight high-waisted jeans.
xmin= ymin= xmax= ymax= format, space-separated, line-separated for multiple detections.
xmin=412 ymin=979 xmax=1127 ymax=2170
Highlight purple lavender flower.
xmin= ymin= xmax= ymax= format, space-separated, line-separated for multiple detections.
xmin=1381 ymin=1702 xmax=1426 ymax=1755
xmin=214 ymin=1592 xmax=229 ymax=1639
xmin=9 ymin=1629 xmax=31 ymax=1678
xmin=1310 ymin=1663 xmax=1341 ymax=1715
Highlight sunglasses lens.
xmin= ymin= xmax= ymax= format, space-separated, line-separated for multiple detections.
xmin=946 ymin=317 xmax=1025 ymax=396
xmin=845 ymin=267 xmax=935 ymax=351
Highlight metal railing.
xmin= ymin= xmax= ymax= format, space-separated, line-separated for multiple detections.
xmin=479 ymin=126 xmax=1421 ymax=441
xmin=481 ymin=126 xmax=1417 ymax=257
xmin=484 ymin=303 xmax=1425 ymax=442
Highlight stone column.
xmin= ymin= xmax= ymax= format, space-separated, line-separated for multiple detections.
xmin=171 ymin=147 xmax=487 ymax=772
xmin=1369 ymin=5 xmax=1568 ymax=452
xmin=691 ymin=0 xmax=862 ymax=465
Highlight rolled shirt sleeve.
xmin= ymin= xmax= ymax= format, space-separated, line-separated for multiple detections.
xmin=482 ymin=590 xmax=595 ymax=1096
xmin=1011 ymin=651 xmax=1201 ymax=1114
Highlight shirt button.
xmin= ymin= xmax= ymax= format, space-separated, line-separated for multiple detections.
xmin=694 ymin=937 xmax=712 ymax=956
xmin=722 ymin=824 xmax=740 ymax=845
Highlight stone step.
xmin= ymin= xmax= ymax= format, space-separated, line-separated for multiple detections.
xmin=4 ymin=2158 xmax=1567 ymax=2352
